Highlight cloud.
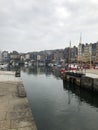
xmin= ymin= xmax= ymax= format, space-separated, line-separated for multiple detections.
xmin=0 ymin=0 xmax=98 ymax=52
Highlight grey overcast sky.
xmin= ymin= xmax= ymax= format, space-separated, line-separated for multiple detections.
xmin=0 ymin=0 xmax=98 ymax=52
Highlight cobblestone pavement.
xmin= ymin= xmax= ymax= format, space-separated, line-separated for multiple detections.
xmin=0 ymin=71 xmax=37 ymax=130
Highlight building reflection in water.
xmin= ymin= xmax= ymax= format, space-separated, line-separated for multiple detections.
xmin=21 ymin=65 xmax=98 ymax=109
xmin=63 ymin=80 xmax=98 ymax=109
xmin=21 ymin=66 xmax=61 ymax=79
xmin=21 ymin=66 xmax=52 ymax=76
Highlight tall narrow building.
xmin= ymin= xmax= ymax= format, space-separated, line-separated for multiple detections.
xmin=95 ymin=42 xmax=98 ymax=63
xmin=78 ymin=34 xmax=84 ymax=63
xmin=0 ymin=51 xmax=2 ymax=62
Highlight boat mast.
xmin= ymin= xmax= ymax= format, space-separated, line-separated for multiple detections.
xmin=68 ymin=41 xmax=71 ymax=69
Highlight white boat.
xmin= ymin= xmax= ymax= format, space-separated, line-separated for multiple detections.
xmin=24 ymin=62 xmax=28 ymax=65
xmin=0 ymin=64 xmax=8 ymax=69
xmin=28 ymin=62 xmax=32 ymax=67
xmin=68 ymin=64 xmax=79 ymax=70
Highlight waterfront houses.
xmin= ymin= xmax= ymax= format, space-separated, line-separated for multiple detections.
xmin=0 ymin=41 xmax=98 ymax=67
xmin=25 ymin=53 xmax=30 ymax=61
xmin=2 ymin=51 xmax=10 ymax=63
xmin=0 ymin=51 xmax=2 ymax=62
xmin=95 ymin=42 xmax=98 ymax=63
xmin=52 ymin=49 xmax=64 ymax=63
xmin=92 ymin=43 xmax=97 ymax=63
xmin=78 ymin=43 xmax=84 ymax=63
xmin=24 ymin=52 xmax=37 ymax=61
xmin=10 ymin=51 xmax=20 ymax=61
xmin=70 ymin=46 xmax=78 ymax=63
xmin=78 ymin=42 xmax=98 ymax=64
xmin=9 ymin=51 xmax=21 ymax=66
xmin=82 ymin=43 xmax=92 ymax=63
xmin=64 ymin=46 xmax=78 ymax=63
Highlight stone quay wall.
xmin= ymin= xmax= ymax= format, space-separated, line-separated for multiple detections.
xmin=0 ymin=71 xmax=37 ymax=130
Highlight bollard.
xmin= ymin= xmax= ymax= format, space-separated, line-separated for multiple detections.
xmin=15 ymin=70 xmax=21 ymax=77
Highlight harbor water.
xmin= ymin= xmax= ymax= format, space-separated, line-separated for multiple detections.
xmin=21 ymin=66 xmax=98 ymax=130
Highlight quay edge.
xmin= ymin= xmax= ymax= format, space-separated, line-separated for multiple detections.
xmin=62 ymin=71 xmax=98 ymax=93
xmin=93 ymin=78 xmax=98 ymax=92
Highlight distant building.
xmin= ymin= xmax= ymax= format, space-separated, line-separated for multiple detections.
xmin=37 ymin=55 xmax=41 ymax=61
xmin=37 ymin=54 xmax=46 ymax=62
xmin=64 ymin=47 xmax=69 ymax=63
xmin=0 ymin=51 xmax=2 ymax=62
xmin=83 ymin=43 xmax=91 ymax=63
xmin=92 ymin=43 xmax=97 ymax=63
xmin=95 ymin=42 xmax=98 ymax=63
xmin=71 ymin=46 xmax=78 ymax=63
xmin=2 ymin=51 xmax=9 ymax=62
xmin=24 ymin=52 xmax=37 ymax=61
xmin=64 ymin=46 xmax=78 ymax=63
xmin=78 ymin=42 xmax=97 ymax=64
xmin=78 ymin=44 xmax=84 ymax=63
xmin=53 ymin=50 xmax=63 ymax=61
xmin=46 ymin=54 xmax=53 ymax=62
xmin=10 ymin=51 xmax=20 ymax=61
xmin=25 ymin=53 xmax=30 ymax=61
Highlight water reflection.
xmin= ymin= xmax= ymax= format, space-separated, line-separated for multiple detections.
xmin=63 ymin=80 xmax=98 ymax=109
xmin=21 ymin=66 xmax=52 ymax=75
xmin=21 ymin=66 xmax=61 ymax=79
xmin=22 ymin=66 xmax=98 ymax=109
xmin=22 ymin=67 xmax=98 ymax=130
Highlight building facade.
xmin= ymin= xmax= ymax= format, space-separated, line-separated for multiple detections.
xmin=10 ymin=51 xmax=20 ymax=61
xmin=78 ymin=44 xmax=84 ymax=63
xmin=2 ymin=51 xmax=9 ymax=62
xmin=0 ymin=51 xmax=2 ymax=62
xmin=95 ymin=42 xmax=98 ymax=63
xmin=64 ymin=46 xmax=78 ymax=63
